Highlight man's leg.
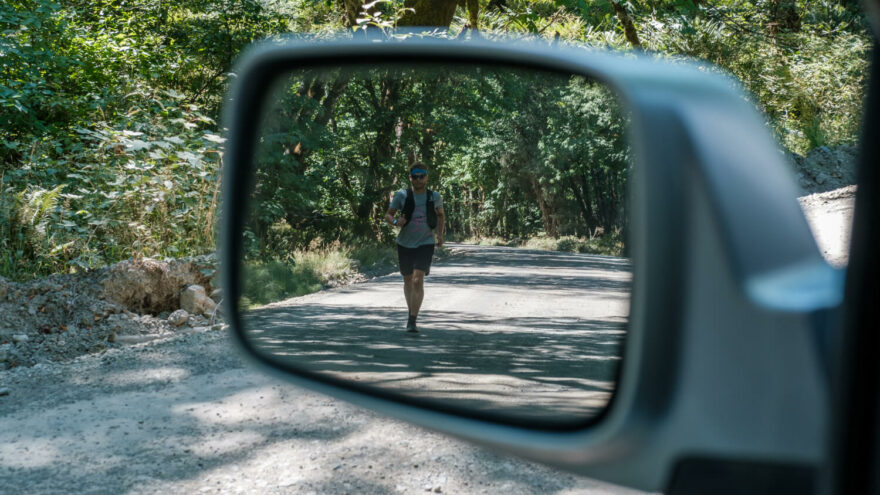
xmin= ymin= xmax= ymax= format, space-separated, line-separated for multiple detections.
xmin=399 ymin=243 xmax=415 ymax=317
xmin=404 ymin=269 xmax=425 ymax=333
xmin=403 ymin=274 xmax=414 ymax=314
xmin=408 ymin=269 xmax=426 ymax=318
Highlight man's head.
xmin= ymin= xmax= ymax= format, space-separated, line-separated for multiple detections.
xmin=409 ymin=163 xmax=428 ymax=191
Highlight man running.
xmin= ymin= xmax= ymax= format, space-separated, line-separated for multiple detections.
xmin=385 ymin=163 xmax=445 ymax=333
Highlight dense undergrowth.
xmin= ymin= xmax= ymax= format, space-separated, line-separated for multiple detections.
xmin=241 ymin=242 xmax=396 ymax=308
xmin=464 ymin=231 xmax=624 ymax=256
xmin=0 ymin=0 xmax=871 ymax=281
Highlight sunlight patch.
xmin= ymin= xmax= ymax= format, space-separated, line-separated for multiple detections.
xmin=0 ymin=437 xmax=61 ymax=468
xmin=101 ymin=367 xmax=190 ymax=386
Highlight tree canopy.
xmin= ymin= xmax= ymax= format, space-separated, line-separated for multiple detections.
xmin=248 ymin=66 xmax=629 ymax=259
xmin=0 ymin=0 xmax=871 ymax=279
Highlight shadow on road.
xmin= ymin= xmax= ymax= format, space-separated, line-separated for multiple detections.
xmin=245 ymin=305 xmax=625 ymax=422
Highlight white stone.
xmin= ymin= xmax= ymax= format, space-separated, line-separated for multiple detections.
xmin=180 ymin=285 xmax=217 ymax=316
xmin=167 ymin=309 xmax=190 ymax=327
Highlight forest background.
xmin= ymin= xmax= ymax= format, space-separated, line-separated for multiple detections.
xmin=0 ymin=0 xmax=871 ymax=288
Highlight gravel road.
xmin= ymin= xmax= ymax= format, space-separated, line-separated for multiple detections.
xmin=244 ymin=245 xmax=630 ymax=424
xmin=0 ymin=316 xmax=646 ymax=494
xmin=0 ymin=187 xmax=854 ymax=494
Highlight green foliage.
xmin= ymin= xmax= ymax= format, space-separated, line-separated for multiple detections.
xmin=0 ymin=0 xmax=290 ymax=280
xmin=247 ymin=66 xmax=630 ymax=263
xmin=353 ymin=0 xmax=415 ymax=34
xmin=466 ymin=232 xmax=624 ymax=256
xmin=633 ymin=0 xmax=870 ymax=152
xmin=240 ymin=242 xmax=395 ymax=307
xmin=0 ymin=184 xmax=66 ymax=276
xmin=350 ymin=243 xmax=396 ymax=268
xmin=241 ymin=259 xmax=323 ymax=308
xmin=0 ymin=0 xmax=870 ymax=281
xmin=0 ymin=90 xmax=222 ymax=279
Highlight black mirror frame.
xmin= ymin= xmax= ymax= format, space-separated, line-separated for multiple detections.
xmin=222 ymin=36 xmax=842 ymax=491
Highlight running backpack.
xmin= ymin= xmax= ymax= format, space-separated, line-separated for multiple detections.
xmin=403 ymin=188 xmax=437 ymax=229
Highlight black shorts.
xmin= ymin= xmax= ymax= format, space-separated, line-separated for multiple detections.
xmin=397 ymin=243 xmax=435 ymax=276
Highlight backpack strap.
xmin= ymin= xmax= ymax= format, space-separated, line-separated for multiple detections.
xmin=403 ymin=188 xmax=415 ymax=223
xmin=426 ymin=189 xmax=437 ymax=230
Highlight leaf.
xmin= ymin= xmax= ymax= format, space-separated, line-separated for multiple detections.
xmin=125 ymin=140 xmax=150 ymax=151
xmin=50 ymin=241 xmax=75 ymax=254
xmin=361 ymin=0 xmax=392 ymax=10
xmin=164 ymin=89 xmax=185 ymax=99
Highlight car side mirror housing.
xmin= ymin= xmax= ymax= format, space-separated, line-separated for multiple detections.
xmin=221 ymin=36 xmax=843 ymax=493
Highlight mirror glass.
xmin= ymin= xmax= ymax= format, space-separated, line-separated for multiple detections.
xmin=240 ymin=63 xmax=632 ymax=425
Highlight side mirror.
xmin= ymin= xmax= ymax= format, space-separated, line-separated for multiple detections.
xmin=222 ymin=37 xmax=843 ymax=493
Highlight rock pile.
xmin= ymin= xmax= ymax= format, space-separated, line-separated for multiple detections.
xmin=0 ymin=254 xmax=224 ymax=370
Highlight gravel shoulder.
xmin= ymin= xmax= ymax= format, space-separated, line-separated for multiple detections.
xmin=0 ymin=327 xmax=647 ymax=495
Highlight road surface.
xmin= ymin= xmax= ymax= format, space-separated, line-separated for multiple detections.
xmin=244 ymin=244 xmax=631 ymax=423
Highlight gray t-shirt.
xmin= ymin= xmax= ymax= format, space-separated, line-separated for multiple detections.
xmin=390 ymin=189 xmax=443 ymax=248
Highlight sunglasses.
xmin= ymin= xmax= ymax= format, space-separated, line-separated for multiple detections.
xmin=410 ymin=174 xmax=427 ymax=180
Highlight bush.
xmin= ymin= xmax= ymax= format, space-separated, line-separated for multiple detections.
xmin=240 ymin=242 xmax=396 ymax=308
xmin=240 ymin=260 xmax=323 ymax=309
xmin=519 ymin=233 xmax=624 ymax=256
xmin=522 ymin=236 xmax=559 ymax=251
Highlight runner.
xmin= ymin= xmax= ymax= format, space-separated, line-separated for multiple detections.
xmin=384 ymin=163 xmax=445 ymax=333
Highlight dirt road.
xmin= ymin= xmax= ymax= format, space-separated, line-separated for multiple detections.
xmin=244 ymin=245 xmax=631 ymax=423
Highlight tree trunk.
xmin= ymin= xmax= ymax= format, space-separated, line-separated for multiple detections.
xmin=568 ymin=175 xmax=597 ymax=234
xmin=579 ymin=172 xmax=599 ymax=233
xmin=466 ymin=0 xmax=479 ymax=29
xmin=530 ymin=177 xmax=558 ymax=238
xmin=610 ymin=0 xmax=641 ymax=48
xmin=399 ymin=0 xmax=460 ymax=27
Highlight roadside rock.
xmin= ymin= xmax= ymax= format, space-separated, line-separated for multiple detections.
xmin=0 ymin=254 xmax=221 ymax=370
xmin=790 ymin=144 xmax=858 ymax=194
xmin=101 ymin=259 xmax=214 ymax=314
xmin=180 ymin=285 xmax=216 ymax=316
xmin=167 ymin=310 xmax=190 ymax=327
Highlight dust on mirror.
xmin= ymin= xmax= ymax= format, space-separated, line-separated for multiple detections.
xmin=241 ymin=64 xmax=632 ymax=425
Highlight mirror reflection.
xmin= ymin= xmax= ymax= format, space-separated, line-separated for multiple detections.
xmin=241 ymin=64 xmax=632 ymax=424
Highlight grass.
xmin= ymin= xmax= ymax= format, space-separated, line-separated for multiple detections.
xmin=463 ymin=233 xmax=625 ymax=257
xmin=240 ymin=243 xmax=396 ymax=309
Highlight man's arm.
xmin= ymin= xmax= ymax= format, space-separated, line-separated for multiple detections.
xmin=385 ymin=207 xmax=406 ymax=227
xmin=435 ymin=206 xmax=445 ymax=247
